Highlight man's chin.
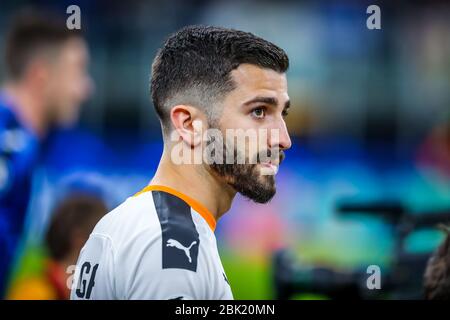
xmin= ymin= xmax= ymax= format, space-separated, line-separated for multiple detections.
xmin=210 ymin=163 xmax=277 ymax=203
xmin=231 ymin=176 xmax=276 ymax=204
xmin=243 ymin=187 xmax=276 ymax=204
xmin=55 ymin=105 xmax=81 ymax=127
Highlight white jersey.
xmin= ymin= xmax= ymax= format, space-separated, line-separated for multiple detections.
xmin=70 ymin=185 xmax=233 ymax=300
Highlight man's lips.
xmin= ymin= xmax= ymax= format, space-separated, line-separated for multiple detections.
xmin=260 ymin=161 xmax=279 ymax=174
xmin=255 ymin=150 xmax=284 ymax=175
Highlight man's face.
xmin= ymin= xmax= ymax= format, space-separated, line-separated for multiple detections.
xmin=208 ymin=63 xmax=292 ymax=203
xmin=45 ymin=38 xmax=92 ymax=126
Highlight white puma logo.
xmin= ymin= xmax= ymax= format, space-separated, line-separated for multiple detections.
xmin=166 ymin=239 xmax=197 ymax=263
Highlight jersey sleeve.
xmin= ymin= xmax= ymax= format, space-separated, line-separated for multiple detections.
xmin=70 ymin=234 xmax=116 ymax=300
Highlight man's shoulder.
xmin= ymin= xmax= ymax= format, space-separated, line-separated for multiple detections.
xmin=89 ymin=192 xmax=161 ymax=248
xmin=88 ymin=189 xmax=205 ymax=271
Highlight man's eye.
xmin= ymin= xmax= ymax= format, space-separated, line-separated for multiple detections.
xmin=251 ymin=107 xmax=266 ymax=119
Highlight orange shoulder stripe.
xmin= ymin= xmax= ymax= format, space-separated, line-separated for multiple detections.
xmin=134 ymin=185 xmax=216 ymax=232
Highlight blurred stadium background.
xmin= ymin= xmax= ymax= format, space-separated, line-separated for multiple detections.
xmin=0 ymin=0 xmax=449 ymax=299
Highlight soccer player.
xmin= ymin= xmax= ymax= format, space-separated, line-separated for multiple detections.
xmin=0 ymin=11 xmax=92 ymax=297
xmin=71 ymin=26 xmax=291 ymax=300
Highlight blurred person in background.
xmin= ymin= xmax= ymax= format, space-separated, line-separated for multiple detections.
xmin=7 ymin=194 xmax=107 ymax=300
xmin=0 ymin=10 xmax=92 ymax=297
xmin=424 ymin=225 xmax=450 ymax=300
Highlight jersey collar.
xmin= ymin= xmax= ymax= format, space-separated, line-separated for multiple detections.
xmin=135 ymin=184 xmax=217 ymax=232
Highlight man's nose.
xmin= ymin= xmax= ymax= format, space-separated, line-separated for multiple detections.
xmin=269 ymin=118 xmax=292 ymax=151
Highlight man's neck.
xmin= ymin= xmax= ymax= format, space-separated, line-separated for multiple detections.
xmin=2 ymin=82 xmax=47 ymax=137
xmin=150 ymin=148 xmax=236 ymax=222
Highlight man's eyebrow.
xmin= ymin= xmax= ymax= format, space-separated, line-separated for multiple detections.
xmin=243 ymin=96 xmax=290 ymax=110
xmin=243 ymin=96 xmax=278 ymax=106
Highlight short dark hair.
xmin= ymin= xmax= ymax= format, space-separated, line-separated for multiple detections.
xmin=424 ymin=227 xmax=450 ymax=300
xmin=150 ymin=25 xmax=289 ymax=131
xmin=46 ymin=195 xmax=107 ymax=261
xmin=4 ymin=9 xmax=82 ymax=81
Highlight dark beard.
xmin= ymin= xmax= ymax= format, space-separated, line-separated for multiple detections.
xmin=207 ymin=133 xmax=279 ymax=203
xmin=210 ymin=161 xmax=276 ymax=204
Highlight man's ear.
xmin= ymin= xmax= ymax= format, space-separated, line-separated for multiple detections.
xmin=170 ymin=105 xmax=205 ymax=147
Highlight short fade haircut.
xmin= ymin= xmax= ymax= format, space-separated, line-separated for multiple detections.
xmin=4 ymin=9 xmax=82 ymax=81
xmin=150 ymin=25 xmax=289 ymax=133
xmin=424 ymin=227 xmax=450 ymax=300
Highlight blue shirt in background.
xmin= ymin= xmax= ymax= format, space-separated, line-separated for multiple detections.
xmin=0 ymin=93 xmax=40 ymax=298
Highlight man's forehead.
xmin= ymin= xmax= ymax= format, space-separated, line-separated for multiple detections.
xmin=230 ymin=64 xmax=288 ymax=102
